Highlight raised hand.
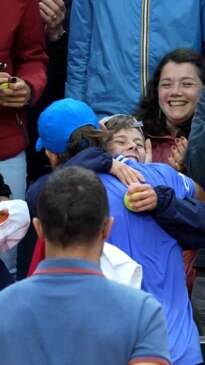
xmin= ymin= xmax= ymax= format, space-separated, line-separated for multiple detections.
xmin=168 ymin=137 xmax=188 ymax=172
xmin=39 ymin=0 xmax=66 ymax=41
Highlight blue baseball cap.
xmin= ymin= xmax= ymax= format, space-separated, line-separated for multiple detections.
xmin=36 ymin=98 xmax=99 ymax=153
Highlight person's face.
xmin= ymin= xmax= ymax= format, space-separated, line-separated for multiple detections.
xmin=107 ymin=128 xmax=146 ymax=162
xmin=158 ymin=61 xmax=203 ymax=126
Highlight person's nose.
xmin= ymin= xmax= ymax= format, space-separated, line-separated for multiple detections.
xmin=127 ymin=141 xmax=137 ymax=150
xmin=170 ymin=82 xmax=182 ymax=96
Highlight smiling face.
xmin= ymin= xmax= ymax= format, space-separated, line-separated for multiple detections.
xmin=106 ymin=128 xmax=146 ymax=162
xmin=158 ymin=61 xmax=203 ymax=127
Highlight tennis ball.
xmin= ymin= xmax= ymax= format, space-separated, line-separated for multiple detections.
xmin=0 ymin=82 xmax=9 ymax=89
xmin=124 ymin=192 xmax=140 ymax=212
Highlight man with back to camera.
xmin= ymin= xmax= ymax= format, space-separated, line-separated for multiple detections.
xmin=0 ymin=166 xmax=170 ymax=365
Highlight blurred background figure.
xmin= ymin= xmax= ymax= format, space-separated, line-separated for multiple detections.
xmin=26 ymin=0 xmax=71 ymax=183
xmin=0 ymin=174 xmax=30 ymax=288
xmin=18 ymin=0 xmax=71 ymax=278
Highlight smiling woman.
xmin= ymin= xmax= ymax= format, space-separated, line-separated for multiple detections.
xmin=158 ymin=62 xmax=202 ymax=127
xmin=135 ymin=48 xmax=205 ymax=298
xmin=135 ymin=48 xmax=205 ymax=165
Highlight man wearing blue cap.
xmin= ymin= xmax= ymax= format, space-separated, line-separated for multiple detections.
xmin=27 ymin=98 xmax=142 ymax=216
xmin=36 ymin=97 xmax=100 ymax=153
xmin=27 ymin=98 xmax=203 ymax=364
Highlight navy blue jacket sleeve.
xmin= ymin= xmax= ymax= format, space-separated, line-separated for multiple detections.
xmin=185 ymin=86 xmax=205 ymax=188
xmin=63 ymin=147 xmax=112 ymax=172
xmin=26 ymin=147 xmax=112 ymax=216
xmin=151 ymin=185 xmax=205 ymax=249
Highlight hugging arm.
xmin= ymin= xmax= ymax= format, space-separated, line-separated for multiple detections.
xmin=151 ymin=185 xmax=205 ymax=250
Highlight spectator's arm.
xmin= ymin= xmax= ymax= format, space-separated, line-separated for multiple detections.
xmin=12 ymin=0 xmax=48 ymax=104
xmin=26 ymin=148 xmax=112 ymax=216
xmin=65 ymin=147 xmax=113 ymax=172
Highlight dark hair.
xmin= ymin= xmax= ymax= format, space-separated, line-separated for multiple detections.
xmin=135 ymin=48 xmax=205 ymax=136
xmin=103 ymin=115 xmax=145 ymax=144
xmin=57 ymin=125 xmax=106 ymax=165
xmin=37 ymin=166 xmax=109 ymax=247
xmin=0 ymin=174 xmax=11 ymax=198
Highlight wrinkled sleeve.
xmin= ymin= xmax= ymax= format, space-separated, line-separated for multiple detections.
xmin=185 ymin=86 xmax=205 ymax=188
xmin=151 ymin=186 xmax=205 ymax=249
xmin=12 ymin=0 xmax=48 ymax=104
xmin=65 ymin=0 xmax=92 ymax=100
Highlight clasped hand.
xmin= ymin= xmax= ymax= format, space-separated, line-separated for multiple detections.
xmin=0 ymin=72 xmax=31 ymax=108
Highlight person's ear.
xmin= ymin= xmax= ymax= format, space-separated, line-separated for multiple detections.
xmin=45 ymin=150 xmax=58 ymax=168
xmin=102 ymin=217 xmax=114 ymax=240
xmin=33 ymin=217 xmax=45 ymax=239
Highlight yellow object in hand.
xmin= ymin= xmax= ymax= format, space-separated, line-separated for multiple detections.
xmin=124 ymin=192 xmax=140 ymax=212
xmin=0 ymin=82 xmax=9 ymax=89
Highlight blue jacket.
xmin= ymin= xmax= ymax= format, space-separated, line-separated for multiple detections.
xmin=66 ymin=0 xmax=205 ymax=117
xmin=152 ymin=186 xmax=205 ymax=250
xmin=185 ymin=86 xmax=205 ymax=188
xmin=152 ymin=186 xmax=205 ymax=269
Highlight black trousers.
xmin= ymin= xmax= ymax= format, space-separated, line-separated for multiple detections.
xmin=192 ymin=271 xmax=205 ymax=336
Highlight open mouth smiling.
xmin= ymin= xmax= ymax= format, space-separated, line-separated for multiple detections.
xmin=168 ymin=101 xmax=188 ymax=107
xmin=125 ymin=155 xmax=139 ymax=161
